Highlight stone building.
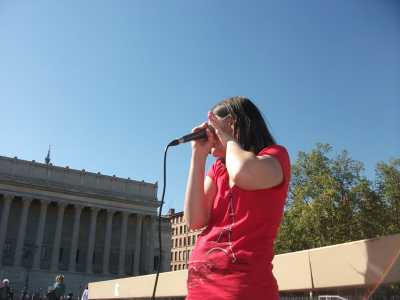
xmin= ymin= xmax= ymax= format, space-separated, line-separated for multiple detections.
xmin=168 ymin=209 xmax=201 ymax=271
xmin=0 ymin=155 xmax=171 ymax=296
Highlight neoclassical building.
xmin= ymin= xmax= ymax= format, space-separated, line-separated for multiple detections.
xmin=0 ymin=155 xmax=171 ymax=296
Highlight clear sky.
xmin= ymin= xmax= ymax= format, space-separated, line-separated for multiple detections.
xmin=1 ymin=0 xmax=399 ymax=213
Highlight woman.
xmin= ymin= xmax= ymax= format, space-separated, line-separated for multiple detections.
xmin=184 ymin=97 xmax=290 ymax=300
xmin=48 ymin=275 xmax=65 ymax=300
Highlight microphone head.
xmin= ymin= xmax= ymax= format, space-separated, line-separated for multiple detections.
xmin=180 ymin=128 xmax=207 ymax=143
xmin=169 ymin=127 xmax=210 ymax=146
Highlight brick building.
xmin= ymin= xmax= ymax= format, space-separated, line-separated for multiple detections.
xmin=168 ymin=209 xmax=202 ymax=271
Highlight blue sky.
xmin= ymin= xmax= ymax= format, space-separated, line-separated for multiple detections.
xmin=1 ymin=0 xmax=399 ymax=213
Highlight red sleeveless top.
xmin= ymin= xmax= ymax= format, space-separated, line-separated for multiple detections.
xmin=186 ymin=145 xmax=290 ymax=300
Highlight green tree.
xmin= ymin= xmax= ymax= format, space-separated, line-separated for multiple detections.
xmin=351 ymin=178 xmax=388 ymax=239
xmin=375 ymin=158 xmax=400 ymax=234
xmin=275 ymin=144 xmax=394 ymax=254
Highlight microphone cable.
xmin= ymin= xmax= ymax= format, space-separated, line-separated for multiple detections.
xmin=151 ymin=140 xmax=176 ymax=300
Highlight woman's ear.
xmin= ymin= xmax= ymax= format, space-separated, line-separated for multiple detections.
xmin=225 ymin=115 xmax=234 ymax=128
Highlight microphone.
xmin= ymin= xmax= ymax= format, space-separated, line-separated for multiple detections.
xmin=169 ymin=129 xmax=207 ymax=146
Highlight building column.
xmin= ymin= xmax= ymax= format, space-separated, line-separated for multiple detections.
xmin=133 ymin=214 xmax=143 ymax=276
xmin=68 ymin=204 xmax=83 ymax=272
xmin=147 ymin=216 xmax=156 ymax=273
xmin=32 ymin=199 xmax=50 ymax=270
xmin=50 ymin=202 xmax=67 ymax=271
xmin=86 ymin=207 xmax=100 ymax=273
xmin=0 ymin=195 xmax=13 ymax=267
xmin=102 ymin=209 xmax=114 ymax=274
xmin=118 ymin=211 xmax=130 ymax=275
xmin=14 ymin=196 xmax=33 ymax=267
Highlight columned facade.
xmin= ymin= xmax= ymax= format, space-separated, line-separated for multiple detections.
xmin=13 ymin=196 xmax=32 ymax=267
xmin=0 ymin=155 xmax=169 ymax=296
xmin=118 ymin=211 xmax=129 ymax=275
xmin=32 ymin=199 xmax=50 ymax=269
xmin=133 ymin=214 xmax=142 ymax=276
xmin=0 ymin=194 xmax=155 ymax=276
xmin=102 ymin=209 xmax=114 ymax=274
xmin=0 ymin=194 xmax=13 ymax=267
xmin=68 ymin=204 xmax=83 ymax=272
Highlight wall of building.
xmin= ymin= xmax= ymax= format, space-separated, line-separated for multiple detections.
xmin=168 ymin=211 xmax=201 ymax=271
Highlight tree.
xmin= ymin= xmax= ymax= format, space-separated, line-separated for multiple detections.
xmin=375 ymin=159 xmax=400 ymax=234
xmin=275 ymin=144 xmax=395 ymax=254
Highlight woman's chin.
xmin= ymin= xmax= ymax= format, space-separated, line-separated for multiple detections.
xmin=211 ymin=148 xmax=224 ymax=158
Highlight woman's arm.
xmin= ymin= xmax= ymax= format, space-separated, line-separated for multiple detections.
xmin=184 ymin=123 xmax=217 ymax=230
xmin=184 ymin=154 xmax=216 ymax=229
xmin=208 ymin=111 xmax=283 ymax=191
xmin=225 ymin=141 xmax=283 ymax=190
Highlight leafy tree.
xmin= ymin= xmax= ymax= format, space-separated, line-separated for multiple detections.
xmin=275 ymin=144 xmax=397 ymax=254
xmin=375 ymin=159 xmax=400 ymax=234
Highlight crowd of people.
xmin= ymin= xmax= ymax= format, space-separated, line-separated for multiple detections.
xmin=0 ymin=275 xmax=88 ymax=300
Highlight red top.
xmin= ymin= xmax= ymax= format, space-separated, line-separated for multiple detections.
xmin=186 ymin=145 xmax=291 ymax=300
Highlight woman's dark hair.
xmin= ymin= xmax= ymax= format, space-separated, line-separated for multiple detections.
xmin=212 ymin=96 xmax=276 ymax=154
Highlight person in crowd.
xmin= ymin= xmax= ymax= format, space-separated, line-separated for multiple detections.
xmin=0 ymin=279 xmax=12 ymax=300
xmin=80 ymin=285 xmax=88 ymax=300
xmin=47 ymin=275 xmax=65 ymax=300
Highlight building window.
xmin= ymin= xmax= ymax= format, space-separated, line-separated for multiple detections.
xmin=174 ymin=252 xmax=177 ymax=261
xmin=154 ymin=256 xmax=160 ymax=271
xmin=40 ymin=246 xmax=48 ymax=260
xmin=192 ymin=235 xmax=195 ymax=245
xmin=59 ymin=248 xmax=64 ymax=262
xmin=4 ymin=242 xmax=12 ymax=254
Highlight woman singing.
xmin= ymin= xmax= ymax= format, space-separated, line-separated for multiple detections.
xmin=184 ymin=97 xmax=290 ymax=300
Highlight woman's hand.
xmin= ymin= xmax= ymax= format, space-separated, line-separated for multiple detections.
xmin=191 ymin=122 xmax=216 ymax=158
xmin=207 ymin=111 xmax=236 ymax=150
